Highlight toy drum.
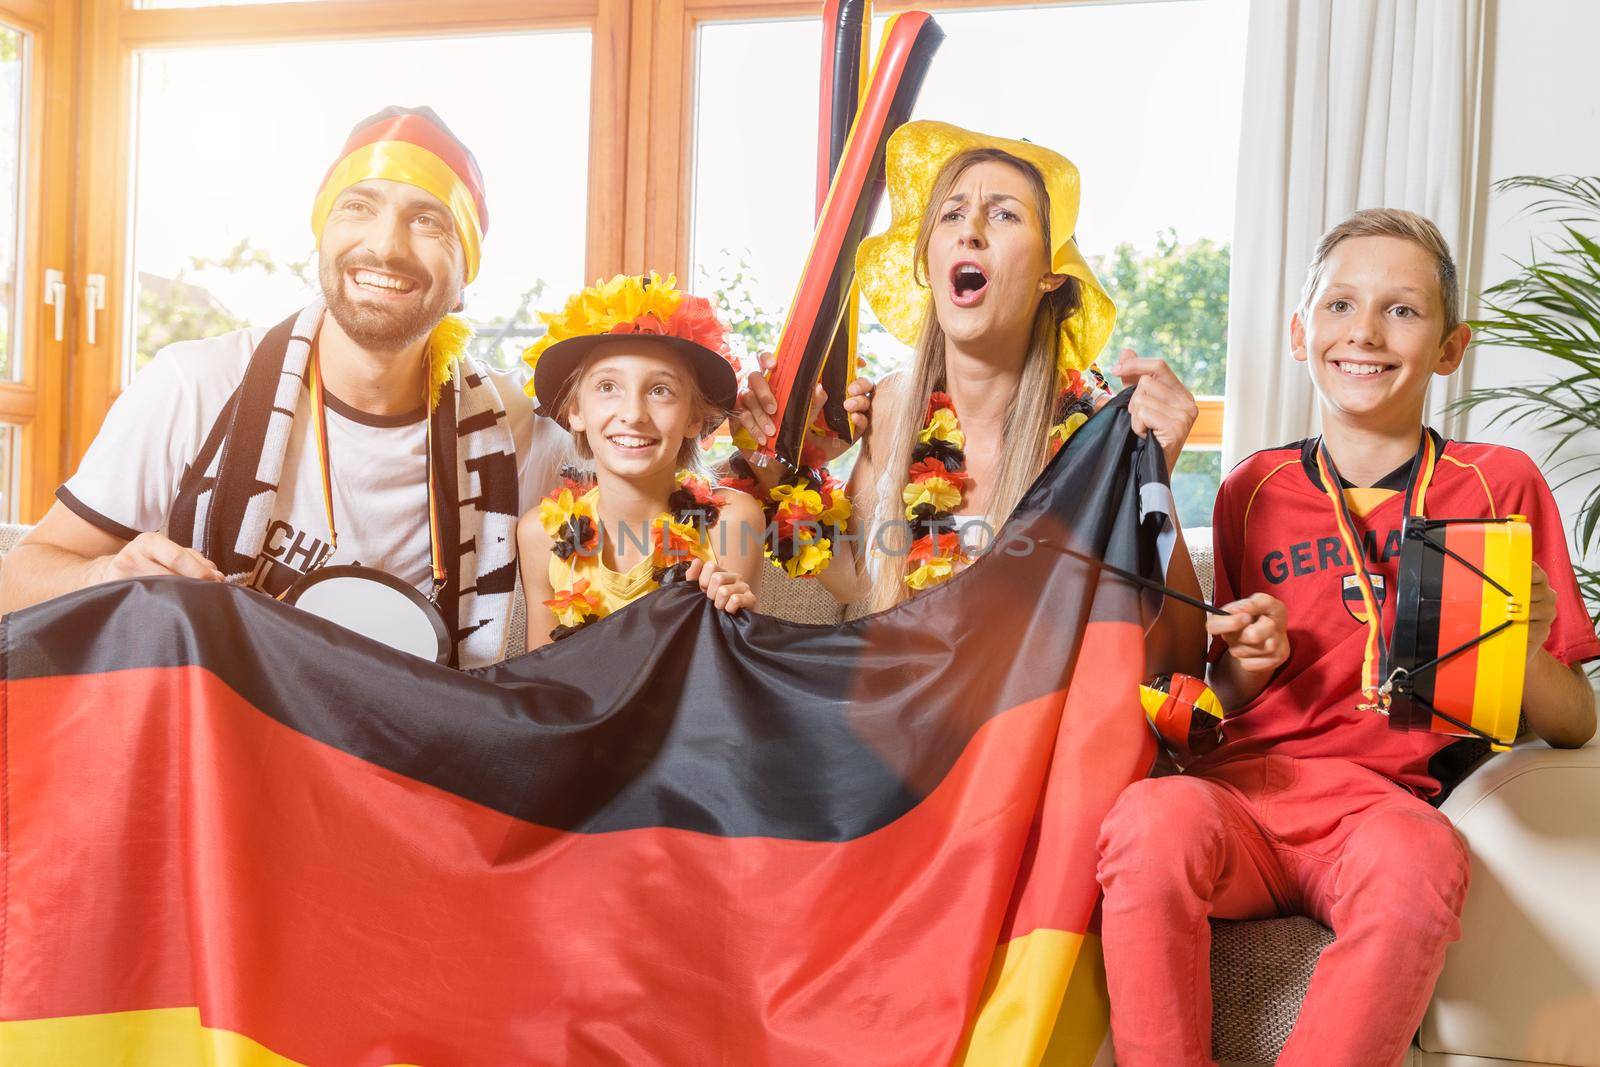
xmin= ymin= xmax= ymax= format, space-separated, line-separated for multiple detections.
xmin=284 ymin=564 xmax=452 ymax=665
xmin=1384 ymin=515 xmax=1532 ymax=750
xmin=1140 ymin=672 xmax=1224 ymax=764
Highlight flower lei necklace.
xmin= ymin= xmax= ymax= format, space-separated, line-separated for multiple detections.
xmin=538 ymin=464 xmax=726 ymax=640
xmin=902 ymin=368 xmax=1101 ymax=591
xmin=722 ymin=442 xmax=853 ymax=579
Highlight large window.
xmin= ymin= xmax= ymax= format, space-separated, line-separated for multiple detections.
xmin=0 ymin=22 xmax=25 ymax=384
xmin=0 ymin=21 xmax=23 ymax=520
xmin=0 ymin=0 xmax=62 ymax=526
xmin=127 ymin=31 xmax=592 ymax=381
xmin=44 ymin=0 xmax=625 ymax=525
xmin=7 ymin=0 xmax=1246 ymax=529
xmin=692 ymin=0 xmax=1247 ymax=526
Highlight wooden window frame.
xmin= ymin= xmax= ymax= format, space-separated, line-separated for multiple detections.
xmin=37 ymin=0 xmax=1226 ymax=528
xmin=631 ymin=0 xmax=1226 ymax=448
xmin=65 ymin=0 xmax=632 ymax=492
xmin=0 ymin=0 xmax=73 ymax=522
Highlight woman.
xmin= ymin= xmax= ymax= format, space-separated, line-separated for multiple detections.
xmin=738 ymin=121 xmax=1204 ymax=671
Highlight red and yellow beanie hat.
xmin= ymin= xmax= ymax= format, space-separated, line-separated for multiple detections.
xmin=523 ymin=272 xmax=741 ymax=422
xmin=311 ymin=105 xmax=489 ymax=284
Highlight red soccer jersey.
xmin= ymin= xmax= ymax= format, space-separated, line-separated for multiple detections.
xmin=1201 ymin=430 xmax=1600 ymax=796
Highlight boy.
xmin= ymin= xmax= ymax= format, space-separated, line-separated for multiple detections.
xmin=1096 ymin=209 xmax=1600 ymax=1067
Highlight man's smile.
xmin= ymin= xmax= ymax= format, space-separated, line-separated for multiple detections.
xmin=349 ymin=268 xmax=421 ymax=297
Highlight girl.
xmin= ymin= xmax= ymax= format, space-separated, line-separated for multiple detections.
xmin=517 ymin=273 xmax=764 ymax=651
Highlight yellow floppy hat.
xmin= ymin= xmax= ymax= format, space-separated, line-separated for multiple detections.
xmin=856 ymin=120 xmax=1116 ymax=374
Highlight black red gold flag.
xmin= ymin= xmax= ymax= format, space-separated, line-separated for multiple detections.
xmin=1 ymin=395 xmax=1165 ymax=1066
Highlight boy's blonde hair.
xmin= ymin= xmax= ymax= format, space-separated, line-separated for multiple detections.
xmin=1298 ymin=208 xmax=1461 ymax=335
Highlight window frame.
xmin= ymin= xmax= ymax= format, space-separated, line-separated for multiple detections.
xmin=24 ymin=0 xmax=1228 ymax=525
xmin=0 ymin=0 xmax=72 ymax=522
xmin=648 ymin=0 xmax=1226 ymax=447
xmin=64 ymin=0 xmax=631 ymax=501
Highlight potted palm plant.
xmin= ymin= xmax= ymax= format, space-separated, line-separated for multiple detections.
xmin=1457 ymin=175 xmax=1600 ymax=639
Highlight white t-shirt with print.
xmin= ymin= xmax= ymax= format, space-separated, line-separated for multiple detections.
xmin=59 ymin=325 xmax=569 ymax=599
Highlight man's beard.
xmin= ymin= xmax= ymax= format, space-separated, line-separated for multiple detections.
xmin=320 ymin=250 xmax=458 ymax=351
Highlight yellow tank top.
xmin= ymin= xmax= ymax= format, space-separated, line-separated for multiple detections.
xmin=546 ymin=486 xmax=717 ymax=621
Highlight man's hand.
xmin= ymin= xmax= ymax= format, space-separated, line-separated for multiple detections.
xmin=1111 ymin=348 xmax=1199 ymax=474
xmin=1526 ymin=561 xmax=1556 ymax=665
xmin=91 ymin=532 xmax=225 ymax=585
xmin=1207 ymin=592 xmax=1290 ymax=676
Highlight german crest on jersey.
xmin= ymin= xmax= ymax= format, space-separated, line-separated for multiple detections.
xmin=1342 ymin=572 xmax=1386 ymax=623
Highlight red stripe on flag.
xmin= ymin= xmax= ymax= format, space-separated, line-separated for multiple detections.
xmin=2 ymin=618 xmax=1145 ymax=1065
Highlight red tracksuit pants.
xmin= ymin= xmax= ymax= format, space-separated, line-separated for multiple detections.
xmin=1095 ymin=755 xmax=1470 ymax=1066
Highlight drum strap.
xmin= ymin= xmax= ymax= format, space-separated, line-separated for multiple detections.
xmin=1314 ymin=431 xmax=1438 ymax=708
xmin=306 ymin=349 xmax=448 ymax=602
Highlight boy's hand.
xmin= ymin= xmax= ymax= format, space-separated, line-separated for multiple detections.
xmin=685 ymin=558 xmax=756 ymax=615
xmin=1526 ymin=562 xmax=1556 ymax=665
xmin=1207 ymin=592 xmax=1290 ymax=675
xmin=1111 ymin=348 xmax=1198 ymax=474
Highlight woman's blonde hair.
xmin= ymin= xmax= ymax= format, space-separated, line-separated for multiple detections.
xmin=555 ymin=343 xmax=722 ymax=475
xmin=865 ymin=147 xmax=1082 ymax=612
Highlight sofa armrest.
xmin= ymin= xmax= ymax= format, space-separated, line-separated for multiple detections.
xmin=1420 ymin=741 xmax=1600 ymax=1066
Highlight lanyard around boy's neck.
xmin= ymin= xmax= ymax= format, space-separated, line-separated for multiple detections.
xmin=307 ymin=350 xmax=448 ymax=600
xmin=1314 ymin=430 xmax=1437 ymax=710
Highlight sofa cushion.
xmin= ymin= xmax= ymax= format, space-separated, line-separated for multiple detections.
xmin=1422 ymin=742 xmax=1600 ymax=1066
xmin=1211 ymin=916 xmax=1334 ymax=1064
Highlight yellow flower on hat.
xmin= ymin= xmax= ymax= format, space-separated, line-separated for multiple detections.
xmin=522 ymin=271 xmax=686 ymax=393
xmin=856 ymin=121 xmax=1117 ymax=376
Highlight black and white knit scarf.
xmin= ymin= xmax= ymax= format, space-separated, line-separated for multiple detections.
xmin=166 ymin=302 xmax=521 ymax=668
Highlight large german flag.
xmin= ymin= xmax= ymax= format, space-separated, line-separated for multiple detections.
xmin=0 ymin=397 xmax=1161 ymax=1066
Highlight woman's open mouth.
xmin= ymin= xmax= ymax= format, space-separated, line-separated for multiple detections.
xmin=948 ymin=262 xmax=990 ymax=308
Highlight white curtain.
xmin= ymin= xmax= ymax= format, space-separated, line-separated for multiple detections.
xmin=1222 ymin=0 xmax=1488 ymax=469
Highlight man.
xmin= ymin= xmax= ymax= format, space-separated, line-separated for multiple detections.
xmin=1 ymin=106 xmax=567 ymax=666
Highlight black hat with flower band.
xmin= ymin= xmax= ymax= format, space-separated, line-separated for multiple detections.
xmin=522 ymin=272 xmax=741 ymax=423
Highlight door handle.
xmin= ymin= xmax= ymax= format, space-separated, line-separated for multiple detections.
xmin=85 ymin=273 xmax=107 ymax=346
xmin=43 ymin=268 xmax=65 ymax=342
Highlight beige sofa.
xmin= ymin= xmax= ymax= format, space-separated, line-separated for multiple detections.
xmin=2 ymin=523 xmax=1595 ymax=1065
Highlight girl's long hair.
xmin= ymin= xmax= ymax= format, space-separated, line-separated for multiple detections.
xmin=865 ymin=148 xmax=1082 ymax=612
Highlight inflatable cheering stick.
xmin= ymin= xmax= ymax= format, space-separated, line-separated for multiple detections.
xmin=757 ymin=10 xmax=944 ymax=471
xmin=811 ymin=0 xmax=873 ymax=441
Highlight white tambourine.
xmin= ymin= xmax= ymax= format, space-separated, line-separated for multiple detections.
xmin=283 ymin=564 xmax=451 ymax=665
